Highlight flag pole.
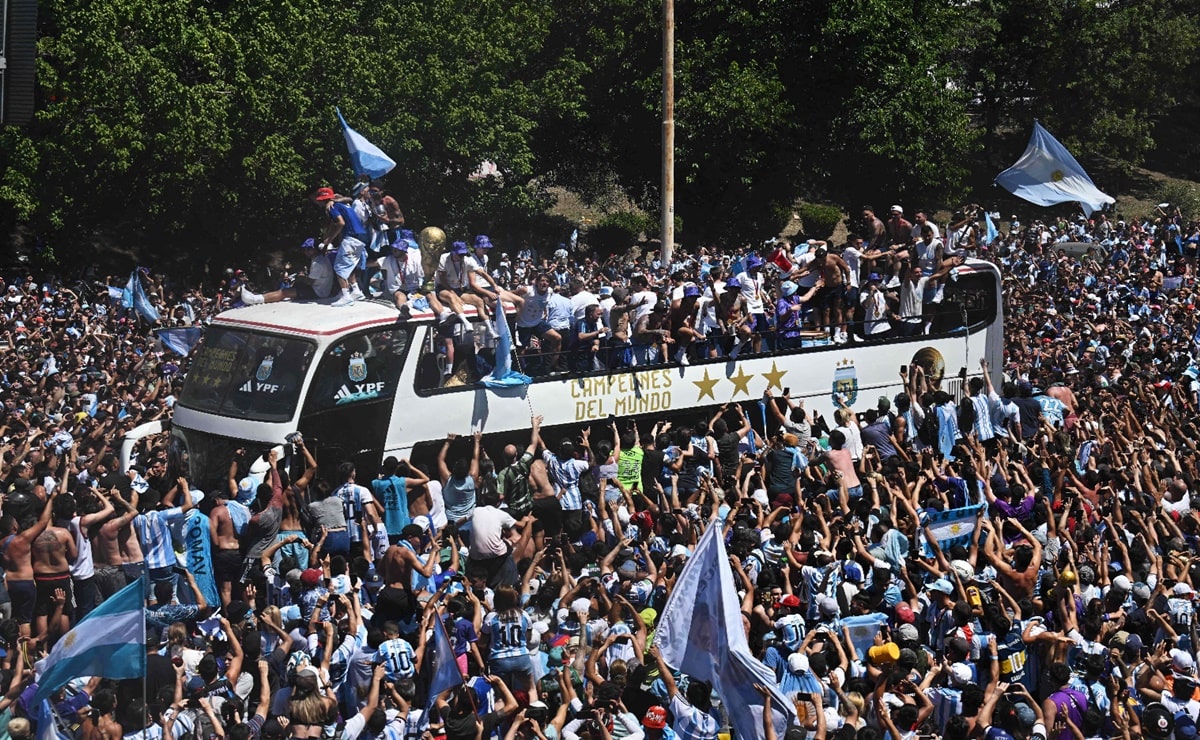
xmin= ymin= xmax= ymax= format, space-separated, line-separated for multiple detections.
xmin=142 ymin=575 xmax=149 ymax=740
xmin=659 ymin=0 xmax=675 ymax=268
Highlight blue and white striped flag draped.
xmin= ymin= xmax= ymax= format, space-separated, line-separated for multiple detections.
xmin=569 ymin=229 xmax=578 ymax=251
xmin=122 ymin=270 xmax=160 ymax=323
xmin=995 ymin=121 xmax=1115 ymax=216
xmin=32 ymin=578 xmax=146 ymax=704
xmin=984 ymin=212 xmax=999 ymax=246
xmin=481 ymin=311 xmax=531 ymax=388
xmin=920 ymin=504 xmax=985 ymax=558
xmin=155 ymin=326 xmax=203 ymax=356
xmin=657 ymin=524 xmax=796 ymax=740
xmin=336 ymin=108 xmax=396 ymax=179
xmin=841 ymin=613 xmax=890 ymax=659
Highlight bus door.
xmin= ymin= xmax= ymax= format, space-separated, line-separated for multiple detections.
xmin=299 ymin=326 xmax=411 ymax=479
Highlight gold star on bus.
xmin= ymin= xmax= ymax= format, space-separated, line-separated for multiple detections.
xmin=692 ymin=369 xmax=720 ymax=401
xmin=728 ymin=366 xmax=754 ymax=397
xmin=761 ymin=361 xmax=787 ymax=391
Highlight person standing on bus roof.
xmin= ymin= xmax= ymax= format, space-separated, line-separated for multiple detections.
xmin=438 ymin=432 xmax=481 ymax=543
xmin=314 ymin=187 xmax=369 ymax=308
xmin=515 ymin=274 xmax=561 ymax=371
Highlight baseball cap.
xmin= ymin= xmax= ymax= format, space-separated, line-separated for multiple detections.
xmin=644 ymin=706 xmax=667 ymax=729
xmin=895 ymin=623 xmax=919 ymax=643
xmin=300 ymin=568 xmax=322 ymax=589
xmin=314 ymin=187 xmax=336 ymax=202
xmin=948 ymin=661 xmax=973 ymax=686
xmin=1112 ymin=575 xmax=1132 ymax=593
xmin=894 ymin=602 xmax=916 ymax=624
xmin=775 ymin=594 xmax=802 ymax=609
xmin=927 ymin=578 xmax=954 ymax=595
xmin=1142 ymin=703 xmax=1175 ymax=740
xmin=890 ymin=205 xmax=903 ymax=214
xmin=411 ymin=515 xmax=431 ymax=533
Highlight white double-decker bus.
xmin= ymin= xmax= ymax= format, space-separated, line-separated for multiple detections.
xmin=169 ymin=260 xmax=1002 ymax=486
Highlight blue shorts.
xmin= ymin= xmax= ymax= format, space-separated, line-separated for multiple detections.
xmin=334 ymin=236 xmax=366 ymax=279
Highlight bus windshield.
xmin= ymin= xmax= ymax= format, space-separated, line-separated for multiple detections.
xmin=178 ymin=327 xmax=317 ymax=422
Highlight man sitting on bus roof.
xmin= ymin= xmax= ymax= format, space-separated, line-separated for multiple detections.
xmin=381 ymin=232 xmax=449 ymax=322
xmin=240 ymin=239 xmax=335 ymax=306
xmin=435 ymin=242 xmax=489 ymax=330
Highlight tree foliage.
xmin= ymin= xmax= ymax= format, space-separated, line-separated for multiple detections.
xmin=1 ymin=0 xmax=1198 ymax=262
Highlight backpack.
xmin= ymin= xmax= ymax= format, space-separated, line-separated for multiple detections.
xmin=917 ymin=408 xmax=940 ymax=446
xmin=181 ymin=706 xmax=217 ymax=740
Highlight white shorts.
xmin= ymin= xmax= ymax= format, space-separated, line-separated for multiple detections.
xmin=334 ymin=236 xmax=365 ymax=279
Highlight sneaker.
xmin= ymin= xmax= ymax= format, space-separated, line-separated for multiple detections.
xmin=438 ymin=310 xmax=455 ymax=325
xmin=487 ymin=320 xmax=500 ymax=339
xmin=349 ymin=286 xmax=366 ymax=301
xmin=240 ymin=286 xmax=265 ymax=305
xmin=457 ymin=313 xmax=471 ymax=327
xmin=331 ymin=293 xmax=355 ymax=307
xmin=398 ymin=305 xmax=411 ymax=321
xmin=675 ymin=348 xmax=690 ymax=366
xmin=932 ymin=285 xmax=945 ymax=303
xmin=886 ymin=276 xmax=901 ymax=289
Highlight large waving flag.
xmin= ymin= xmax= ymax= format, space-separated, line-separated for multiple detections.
xmin=658 ymin=524 xmax=796 ymax=740
xmin=336 ymin=108 xmax=396 ymax=179
xmin=122 ymin=270 xmax=160 ymax=323
xmin=33 ymin=578 xmax=145 ymax=703
xmin=155 ymin=327 xmax=203 ymax=356
xmin=920 ymin=504 xmax=984 ymax=558
xmin=995 ymin=121 xmax=1115 ymax=216
xmin=481 ymin=312 xmax=531 ymax=388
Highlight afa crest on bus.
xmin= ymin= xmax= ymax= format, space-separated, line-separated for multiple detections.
xmin=832 ymin=358 xmax=858 ymax=406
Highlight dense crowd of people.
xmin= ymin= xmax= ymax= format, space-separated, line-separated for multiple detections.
xmin=3 ymin=191 xmax=1200 ymax=740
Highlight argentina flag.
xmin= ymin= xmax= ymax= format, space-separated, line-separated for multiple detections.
xmin=337 ymin=108 xmax=397 ymax=179
xmin=995 ymin=121 xmax=1115 ymax=216
xmin=33 ymin=578 xmax=145 ymax=704
xmin=920 ymin=504 xmax=984 ymax=558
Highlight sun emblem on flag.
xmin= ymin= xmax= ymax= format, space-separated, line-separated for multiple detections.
xmin=63 ymin=631 xmax=77 ymax=649
xmin=949 ymin=523 xmax=963 ymax=535
xmin=1051 ymin=170 xmax=1065 ymax=182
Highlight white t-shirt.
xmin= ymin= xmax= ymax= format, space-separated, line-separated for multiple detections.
xmin=308 ymin=254 xmax=335 ymax=298
xmin=629 ymin=290 xmax=658 ymax=321
xmin=435 ymin=253 xmax=481 ymax=291
xmin=735 ymin=271 xmax=765 ymax=314
xmin=842 ymin=246 xmax=862 ymax=289
xmin=426 ymin=479 xmax=448 ymax=529
xmin=470 ymin=506 xmax=516 ymax=559
xmin=517 ymin=286 xmax=551 ymax=327
xmin=911 ymin=222 xmax=941 ymax=241
xmin=861 ymin=289 xmax=889 ymax=335
xmin=570 ymin=291 xmax=599 ymax=321
xmin=794 ymin=253 xmax=819 ymax=288
xmin=382 ymin=250 xmax=424 ymax=294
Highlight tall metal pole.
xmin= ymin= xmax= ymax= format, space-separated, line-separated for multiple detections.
xmin=660 ymin=0 xmax=675 ymax=267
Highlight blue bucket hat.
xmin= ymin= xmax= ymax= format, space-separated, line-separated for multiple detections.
xmin=451 ymin=241 xmax=469 ymax=255
xmin=474 ymin=235 xmax=494 ymax=250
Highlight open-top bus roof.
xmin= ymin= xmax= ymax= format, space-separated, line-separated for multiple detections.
xmin=212 ymin=298 xmax=513 ymax=338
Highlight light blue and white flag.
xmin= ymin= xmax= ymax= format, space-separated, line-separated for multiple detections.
xmin=983 ymin=211 xmax=999 ymax=246
xmin=428 ymin=614 xmax=462 ymax=703
xmin=155 ymin=327 xmax=203 ymax=356
xmin=995 ymin=121 xmax=1115 ymax=216
xmin=569 ymin=229 xmax=578 ymax=251
xmin=920 ymin=504 xmax=984 ymax=558
xmin=33 ymin=578 xmax=145 ymax=703
xmin=841 ymin=613 xmax=890 ymax=659
xmin=106 ymin=286 xmax=124 ymax=302
xmin=481 ymin=313 xmax=531 ymax=388
xmin=122 ymin=270 xmax=160 ymax=323
xmin=658 ymin=524 xmax=796 ymax=740
xmin=337 ymin=108 xmax=396 ymax=179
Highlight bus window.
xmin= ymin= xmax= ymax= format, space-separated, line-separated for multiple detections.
xmin=415 ymin=322 xmax=496 ymax=391
xmin=304 ymin=328 xmax=410 ymax=412
xmin=931 ymin=272 xmax=998 ymax=334
xmin=179 ymin=328 xmax=316 ymax=422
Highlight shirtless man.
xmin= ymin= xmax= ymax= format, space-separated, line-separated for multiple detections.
xmin=210 ymin=487 xmax=241 ymax=606
xmin=32 ymin=509 xmax=77 ymax=641
xmin=277 ymin=439 xmax=319 ymax=570
xmin=987 ymin=517 xmax=1042 ymax=600
xmin=528 ymin=457 xmax=561 ymax=551
xmin=717 ymin=278 xmax=753 ymax=358
xmin=377 ymin=531 xmax=439 ymax=626
xmin=91 ymin=489 xmax=138 ymax=600
xmin=794 ymin=246 xmax=851 ymax=343
xmin=0 ymin=489 xmax=57 ymax=635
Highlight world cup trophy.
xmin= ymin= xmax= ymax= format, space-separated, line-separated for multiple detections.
xmin=418 ymin=227 xmax=446 ymax=289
